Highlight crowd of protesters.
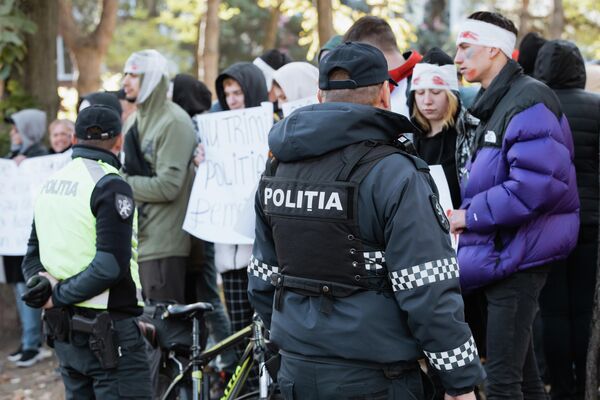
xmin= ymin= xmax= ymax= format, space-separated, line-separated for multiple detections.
xmin=2 ymin=9 xmax=600 ymax=400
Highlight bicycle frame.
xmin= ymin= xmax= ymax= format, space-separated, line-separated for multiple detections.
xmin=160 ymin=315 xmax=271 ymax=400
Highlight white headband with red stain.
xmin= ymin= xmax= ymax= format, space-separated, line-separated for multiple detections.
xmin=456 ymin=19 xmax=516 ymax=59
xmin=411 ymin=63 xmax=459 ymax=92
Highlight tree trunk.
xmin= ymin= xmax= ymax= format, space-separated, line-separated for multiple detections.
xmin=585 ymin=139 xmax=600 ymax=400
xmin=263 ymin=4 xmax=282 ymax=50
xmin=58 ymin=0 xmax=118 ymax=96
xmin=517 ymin=0 xmax=531 ymax=45
xmin=18 ymin=0 xmax=60 ymax=121
xmin=549 ymin=0 xmax=565 ymax=39
xmin=198 ymin=0 xmax=220 ymax=99
xmin=316 ymin=0 xmax=335 ymax=49
xmin=73 ymin=46 xmax=104 ymax=96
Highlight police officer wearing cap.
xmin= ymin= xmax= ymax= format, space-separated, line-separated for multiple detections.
xmin=20 ymin=104 xmax=151 ymax=399
xmin=248 ymin=42 xmax=485 ymax=399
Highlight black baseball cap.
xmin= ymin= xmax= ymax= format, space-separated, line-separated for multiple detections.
xmin=319 ymin=42 xmax=397 ymax=90
xmin=75 ymin=104 xmax=122 ymax=140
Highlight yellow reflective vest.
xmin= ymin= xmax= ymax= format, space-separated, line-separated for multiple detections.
xmin=34 ymin=157 xmax=143 ymax=309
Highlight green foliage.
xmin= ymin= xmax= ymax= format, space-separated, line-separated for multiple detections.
xmin=106 ymin=18 xmax=195 ymax=75
xmin=0 ymin=0 xmax=37 ymax=80
xmin=0 ymin=80 xmax=36 ymax=156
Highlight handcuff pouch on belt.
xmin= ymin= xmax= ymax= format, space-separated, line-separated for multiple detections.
xmin=43 ymin=307 xmax=71 ymax=347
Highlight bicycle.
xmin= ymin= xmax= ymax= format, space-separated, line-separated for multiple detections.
xmin=141 ymin=301 xmax=276 ymax=400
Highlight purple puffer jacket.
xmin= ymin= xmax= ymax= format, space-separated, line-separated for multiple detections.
xmin=458 ymin=61 xmax=580 ymax=293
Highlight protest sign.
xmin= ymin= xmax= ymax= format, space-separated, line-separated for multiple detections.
xmin=429 ymin=165 xmax=458 ymax=250
xmin=184 ymin=104 xmax=273 ymax=244
xmin=0 ymin=152 xmax=71 ymax=255
xmin=281 ymin=96 xmax=318 ymax=118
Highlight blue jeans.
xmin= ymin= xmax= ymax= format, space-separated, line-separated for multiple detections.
xmin=13 ymin=282 xmax=43 ymax=350
xmin=485 ymin=268 xmax=549 ymax=400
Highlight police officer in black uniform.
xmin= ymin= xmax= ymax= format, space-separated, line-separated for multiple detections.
xmin=247 ymin=42 xmax=485 ymax=399
xmin=20 ymin=105 xmax=151 ymax=399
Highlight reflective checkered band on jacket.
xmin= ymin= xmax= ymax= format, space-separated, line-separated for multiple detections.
xmin=248 ymin=255 xmax=279 ymax=282
xmin=363 ymin=251 xmax=385 ymax=271
xmin=388 ymin=257 xmax=459 ymax=291
xmin=424 ymin=336 xmax=478 ymax=371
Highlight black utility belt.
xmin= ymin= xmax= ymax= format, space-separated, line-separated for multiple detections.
xmin=279 ymin=350 xmax=418 ymax=378
xmin=43 ymin=307 xmax=120 ymax=369
xmin=271 ymin=273 xmax=392 ymax=314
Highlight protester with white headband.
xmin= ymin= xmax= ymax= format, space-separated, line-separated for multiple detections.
xmin=121 ymin=49 xmax=197 ymax=310
xmin=409 ymin=48 xmax=478 ymax=209
xmin=451 ymin=12 xmax=579 ymax=399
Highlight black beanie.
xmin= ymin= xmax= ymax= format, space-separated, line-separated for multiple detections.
xmin=259 ymin=49 xmax=292 ymax=70
xmin=518 ymin=32 xmax=547 ymax=76
xmin=421 ymin=47 xmax=454 ymax=66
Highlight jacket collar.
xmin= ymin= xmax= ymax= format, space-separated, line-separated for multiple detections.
xmin=469 ymin=59 xmax=523 ymax=122
xmin=72 ymin=144 xmax=122 ymax=170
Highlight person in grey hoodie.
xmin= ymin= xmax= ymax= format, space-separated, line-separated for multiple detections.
xmin=4 ymin=108 xmax=49 ymax=367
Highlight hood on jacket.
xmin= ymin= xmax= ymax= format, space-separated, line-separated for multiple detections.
xmin=253 ymin=49 xmax=293 ymax=91
xmin=9 ymin=109 xmax=47 ymax=154
xmin=407 ymin=47 xmax=461 ymax=129
xmin=518 ymin=32 xmax=547 ymax=76
xmin=78 ymin=92 xmax=122 ymax=115
xmin=172 ymin=74 xmax=213 ymax=117
xmin=216 ymin=62 xmax=268 ymax=110
xmin=124 ymin=49 xmax=169 ymax=104
xmin=269 ymin=102 xmax=417 ymax=162
xmin=534 ymin=40 xmax=586 ymax=90
xmin=273 ymin=62 xmax=319 ymax=102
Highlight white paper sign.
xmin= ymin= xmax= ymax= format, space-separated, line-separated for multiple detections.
xmin=429 ymin=165 xmax=458 ymax=250
xmin=184 ymin=104 xmax=273 ymax=244
xmin=0 ymin=152 xmax=71 ymax=255
xmin=281 ymin=96 xmax=318 ymax=118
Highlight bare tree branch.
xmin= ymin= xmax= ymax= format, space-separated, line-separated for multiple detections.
xmin=57 ymin=0 xmax=82 ymax=50
xmin=92 ymin=0 xmax=118 ymax=52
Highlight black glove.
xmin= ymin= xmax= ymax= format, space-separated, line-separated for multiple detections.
xmin=21 ymin=275 xmax=52 ymax=308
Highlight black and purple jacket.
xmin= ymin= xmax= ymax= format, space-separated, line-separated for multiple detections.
xmin=458 ymin=60 xmax=580 ymax=293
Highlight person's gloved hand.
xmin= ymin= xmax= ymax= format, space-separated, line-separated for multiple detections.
xmin=21 ymin=275 xmax=52 ymax=308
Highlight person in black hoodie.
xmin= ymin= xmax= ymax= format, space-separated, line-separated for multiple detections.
xmin=534 ymin=39 xmax=600 ymax=400
xmin=198 ymin=63 xmax=268 ymax=390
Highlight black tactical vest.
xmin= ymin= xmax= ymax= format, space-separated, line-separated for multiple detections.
xmin=260 ymin=140 xmax=419 ymax=313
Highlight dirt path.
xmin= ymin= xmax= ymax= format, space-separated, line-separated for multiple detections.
xmin=0 ymin=339 xmax=64 ymax=400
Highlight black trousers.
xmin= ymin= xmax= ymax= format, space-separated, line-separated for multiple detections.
xmin=139 ymin=256 xmax=187 ymax=303
xmin=539 ymin=237 xmax=597 ymax=400
xmin=54 ymin=317 xmax=152 ymax=399
xmin=484 ymin=268 xmax=548 ymax=400
xmin=278 ymin=354 xmax=426 ymax=400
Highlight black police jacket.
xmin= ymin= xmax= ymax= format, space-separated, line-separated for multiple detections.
xmin=248 ymin=102 xmax=485 ymax=393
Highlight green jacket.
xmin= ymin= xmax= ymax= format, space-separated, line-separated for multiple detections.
xmin=124 ymin=75 xmax=196 ymax=262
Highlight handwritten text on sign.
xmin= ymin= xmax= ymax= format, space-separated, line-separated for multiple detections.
xmin=0 ymin=152 xmax=71 ymax=255
xmin=184 ymin=104 xmax=273 ymax=244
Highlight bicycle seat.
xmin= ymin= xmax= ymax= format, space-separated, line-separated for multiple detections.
xmin=164 ymin=302 xmax=214 ymax=318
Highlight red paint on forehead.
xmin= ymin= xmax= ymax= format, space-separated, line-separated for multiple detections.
xmin=432 ymin=75 xmax=447 ymax=86
xmin=460 ymin=31 xmax=479 ymax=41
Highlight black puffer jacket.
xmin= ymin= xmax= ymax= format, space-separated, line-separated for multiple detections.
xmin=535 ymin=40 xmax=600 ymax=242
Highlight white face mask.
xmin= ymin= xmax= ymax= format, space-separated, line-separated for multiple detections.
xmin=124 ymin=49 xmax=168 ymax=104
